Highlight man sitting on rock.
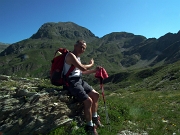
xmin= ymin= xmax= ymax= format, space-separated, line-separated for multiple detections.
xmin=64 ymin=40 xmax=103 ymax=135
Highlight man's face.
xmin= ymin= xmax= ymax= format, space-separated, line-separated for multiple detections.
xmin=76 ymin=43 xmax=86 ymax=54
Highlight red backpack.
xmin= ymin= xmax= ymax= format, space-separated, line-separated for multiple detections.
xmin=50 ymin=48 xmax=75 ymax=86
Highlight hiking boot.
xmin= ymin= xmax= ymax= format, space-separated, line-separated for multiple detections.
xmin=92 ymin=115 xmax=104 ymax=128
xmin=85 ymin=125 xmax=98 ymax=135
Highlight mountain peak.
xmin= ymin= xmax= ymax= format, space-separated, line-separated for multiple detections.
xmin=30 ymin=22 xmax=97 ymax=41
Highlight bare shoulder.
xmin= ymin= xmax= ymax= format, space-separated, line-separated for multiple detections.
xmin=66 ymin=52 xmax=76 ymax=59
xmin=66 ymin=52 xmax=77 ymax=64
xmin=66 ymin=52 xmax=85 ymax=70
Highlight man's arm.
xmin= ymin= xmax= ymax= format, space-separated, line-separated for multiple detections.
xmin=82 ymin=69 xmax=96 ymax=74
xmin=82 ymin=66 xmax=102 ymax=75
xmin=66 ymin=53 xmax=94 ymax=71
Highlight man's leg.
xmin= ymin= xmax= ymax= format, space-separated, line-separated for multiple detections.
xmin=88 ymin=90 xmax=104 ymax=128
xmin=83 ymin=97 xmax=93 ymax=123
xmin=88 ymin=90 xmax=99 ymax=115
xmin=83 ymin=97 xmax=98 ymax=135
xmin=68 ymin=78 xmax=98 ymax=134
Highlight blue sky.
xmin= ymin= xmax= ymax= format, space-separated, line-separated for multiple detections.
xmin=1 ymin=0 xmax=180 ymax=44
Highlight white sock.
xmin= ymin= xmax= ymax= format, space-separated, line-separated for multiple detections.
xmin=87 ymin=120 xmax=93 ymax=126
xmin=92 ymin=112 xmax=98 ymax=117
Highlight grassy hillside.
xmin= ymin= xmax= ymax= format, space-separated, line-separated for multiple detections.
xmin=34 ymin=60 xmax=180 ymax=135
xmin=96 ymin=61 xmax=180 ymax=135
xmin=1 ymin=59 xmax=179 ymax=135
xmin=1 ymin=22 xmax=179 ymax=79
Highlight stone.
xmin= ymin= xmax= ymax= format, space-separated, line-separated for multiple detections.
xmin=0 ymin=75 xmax=84 ymax=135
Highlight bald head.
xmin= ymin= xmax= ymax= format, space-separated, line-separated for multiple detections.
xmin=73 ymin=40 xmax=87 ymax=56
xmin=75 ymin=40 xmax=86 ymax=46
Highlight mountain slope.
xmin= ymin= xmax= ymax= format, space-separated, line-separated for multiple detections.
xmin=0 ymin=43 xmax=10 ymax=53
xmin=0 ymin=22 xmax=180 ymax=79
xmin=30 ymin=22 xmax=97 ymax=41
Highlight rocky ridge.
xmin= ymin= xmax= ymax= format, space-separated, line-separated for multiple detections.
xmin=0 ymin=75 xmax=84 ymax=135
xmin=0 ymin=75 xmax=150 ymax=135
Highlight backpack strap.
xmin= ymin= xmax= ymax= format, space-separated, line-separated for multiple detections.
xmin=64 ymin=65 xmax=75 ymax=87
xmin=65 ymin=65 xmax=75 ymax=77
xmin=64 ymin=52 xmax=75 ymax=78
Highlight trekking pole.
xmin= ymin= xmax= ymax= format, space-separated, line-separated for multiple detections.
xmin=100 ymin=78 xmax=111 ymax=131
xmin=95 ymin=67 xmax=111 ymax=130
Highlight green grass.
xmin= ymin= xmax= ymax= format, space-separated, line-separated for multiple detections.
xmin=94 ymin=88 xmax=180 ymax=135
xmin=45 ymin=88 xmax=180 ymax=135
xmin=47 ymin=61 xmax=180 ymax=135
xmin=2 ymin=60 xmax=180 ymax=135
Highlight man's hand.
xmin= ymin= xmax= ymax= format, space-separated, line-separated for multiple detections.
xmin=96 ymin=66 xmax=102 ymax=71
xmin=89 ymin=58 xmax=94 ymax=65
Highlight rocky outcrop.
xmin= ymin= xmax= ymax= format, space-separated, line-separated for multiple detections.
xmin=0 ymin=75 xmax=84 ymax=135
xmin=30 ymin=22 xmax=97 ymax=40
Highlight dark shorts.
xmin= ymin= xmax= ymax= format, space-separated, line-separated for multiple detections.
xmin=67 ymin=77 xmax=93 ymax=102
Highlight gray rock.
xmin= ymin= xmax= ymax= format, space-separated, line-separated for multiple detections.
xmin=0 ymin=75 xmax=11 ymax=80
xmin=16 ymin=89 xmax=37 ymax=97
xmin=0 ymin=74 xmax=84 ymax=135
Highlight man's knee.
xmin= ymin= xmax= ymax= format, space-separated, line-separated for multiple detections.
xmin=96 ymin=91 xmax=100 ymax=99
xmin=83 ymin=97 xmax=93 ymax=107
xmin=89 ymin=90 xmax=99 ymax=100
xmin=94 ymin=91 xmax=99 ymax=100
